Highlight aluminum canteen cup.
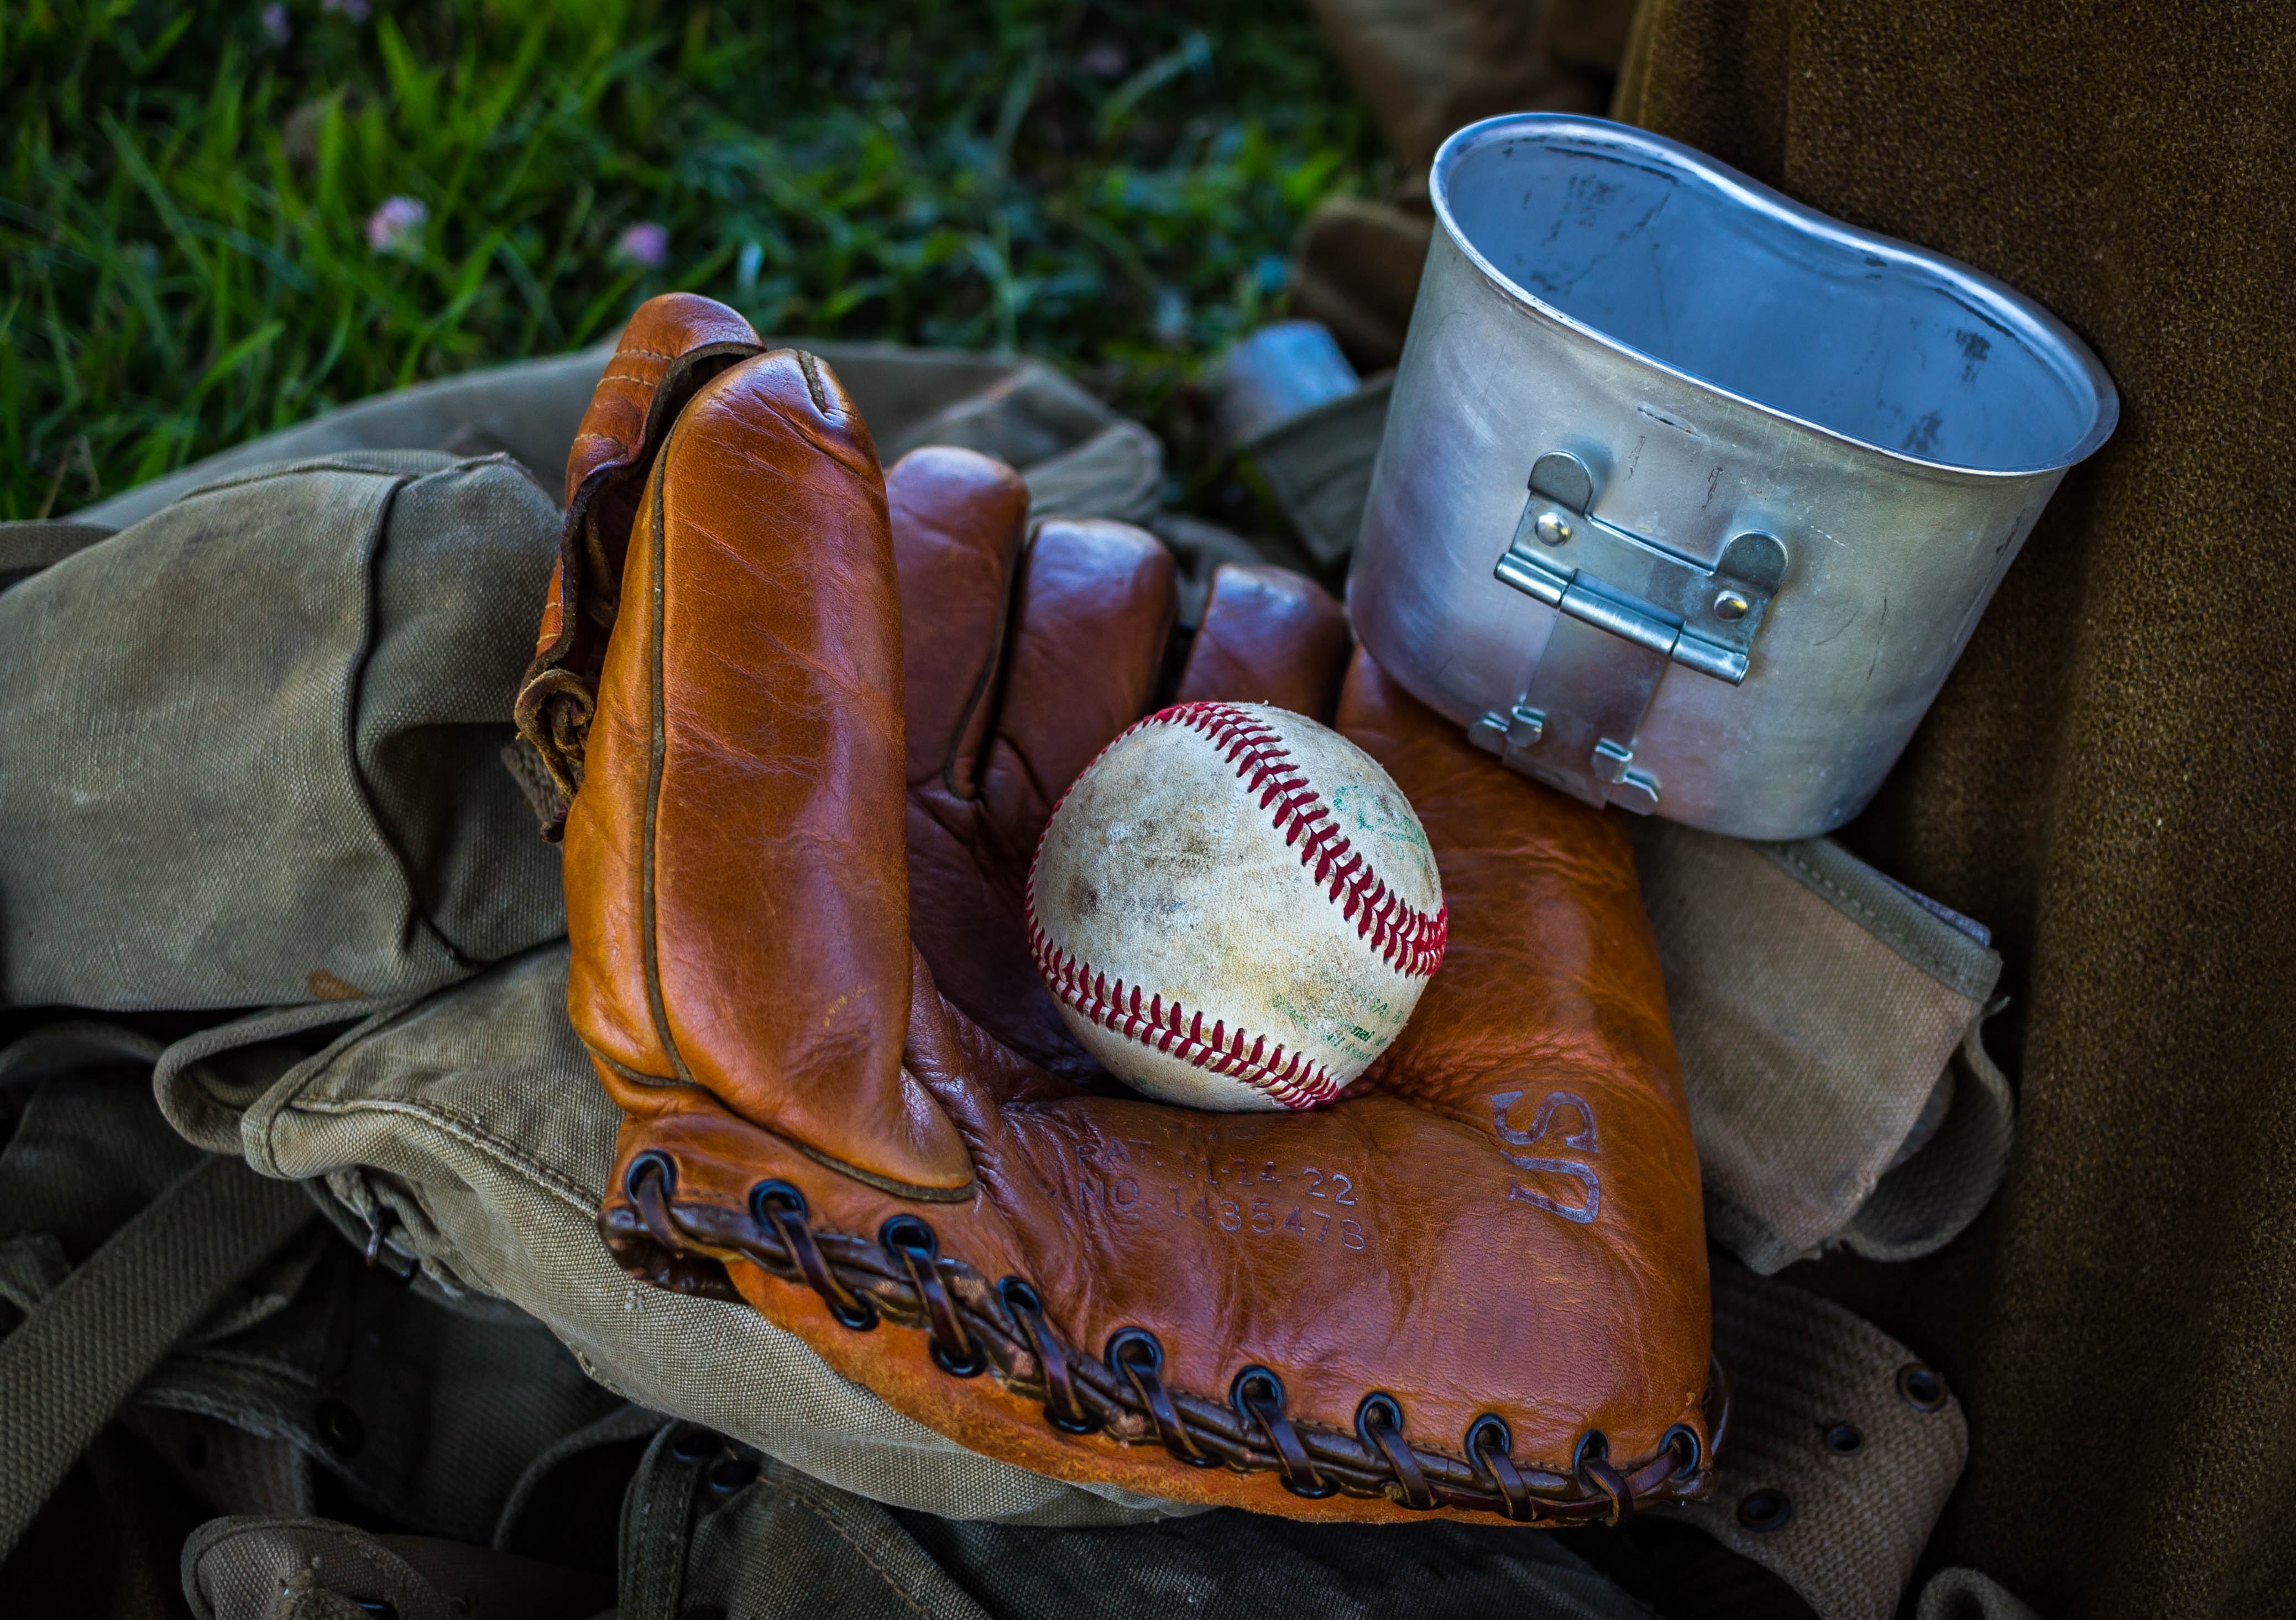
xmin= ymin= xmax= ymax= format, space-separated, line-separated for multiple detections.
xmin=1349 ymin=114 xmax=2118 ymax=840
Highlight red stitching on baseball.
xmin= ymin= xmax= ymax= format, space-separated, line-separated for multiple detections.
xmin=1159 ymin=703 xmax=1446 ymax=978
xmin=1025 ymin=918 xmax=1344 ymax=1110
xmin=1023 ymin=702 xmax=1447 ymax=1108
xmin=1091 ymin=703 xmax=1450 ymax=979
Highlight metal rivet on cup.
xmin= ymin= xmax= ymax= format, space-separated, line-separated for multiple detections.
xmin=1534 ymin=511 xmax=1573 ymax=546
xmin=1713 ymin=589 xmax=1751 ymax=620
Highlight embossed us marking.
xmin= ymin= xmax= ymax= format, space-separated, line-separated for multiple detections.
xmin=1489 ymin=1089 xmax=1600 ymax=1224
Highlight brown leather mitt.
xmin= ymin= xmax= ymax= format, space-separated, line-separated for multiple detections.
xmin=514 ymin=292 xmax=767 ymax=833
xmin=545 ymin=294 xmax=1720 ymax=1524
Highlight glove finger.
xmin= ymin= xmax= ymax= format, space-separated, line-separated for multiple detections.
xmin=901 ymin=945 xmax=1086 ymax=1120
xmin=977 ymin=518 xmax=1175 ymax=837
xmin=566 ymin=348 xmax=974 ymax=1199
xmin=910 ymin=517 xmax=1170 ymax=1082
xmin=1335 ymin=647 xmax=1681 ymax=1111
xmin=562 ymin=292 xmax=766 ymax=511
xmin=888 ymin=447 xmax=1031 ymax=795
xmin=1173 ymin=562 xmax=1351 ymax=722
xmin=517 ymin=293 xmax=764 ymax=824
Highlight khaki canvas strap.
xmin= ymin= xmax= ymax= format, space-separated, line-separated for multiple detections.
xmin=1666 ymin=1260 xmax=1971 ymax=1620
xmin=0 ymin=1152 xmax=312 ymax=1558
xmin=1635 ymin=820 xmax=2010 ymax=1272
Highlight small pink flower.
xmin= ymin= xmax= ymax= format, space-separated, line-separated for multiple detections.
xmin=260 ymin=3 xmax=291 ymax=44
xmin=322 ymin=0 xmax=370 ymax=19
xmin=365 ymin=196 xmax=427 ymax=255
xmin=614 ymin=222 xmax=669 ymax=271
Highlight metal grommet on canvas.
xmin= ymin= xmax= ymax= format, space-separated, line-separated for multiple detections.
xmin=1897 ymin=1362 xmax=1949 ymax=1413
xmin=1737 ymin=1487 xmax=1793 ymax=1532
xmin=670 ymin=1427 xmax=720 ymax=1464
xmin=705 ymin=1453 xmax=759 ymax=1498
xmin=315 ymin=1397 xmax=364 ymax=1458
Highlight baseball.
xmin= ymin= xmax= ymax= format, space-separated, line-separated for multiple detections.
xmin=1025 ymin=702 xmax=1447 ymax=1112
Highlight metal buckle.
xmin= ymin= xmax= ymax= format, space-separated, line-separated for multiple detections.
xmin=1471 ymin=451 xmax=1788 ymax=812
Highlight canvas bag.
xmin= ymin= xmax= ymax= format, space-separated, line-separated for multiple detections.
xmin=0 ymin=449 xmax=568 ymax=1012
xmin=0 ymin=1009 xmax=2018 ymax=1620
xmin=0 ymin=1018 xmax=655 ymax=1612
xmin=5 ymin=337 xmax=2007 ymax=1616
xmin=178 ymin=1476 xmax=2044 ymax=1620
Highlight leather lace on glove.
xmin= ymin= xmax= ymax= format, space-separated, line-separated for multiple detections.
xmin=523 ymin=295 xmax=1723 ymax=1524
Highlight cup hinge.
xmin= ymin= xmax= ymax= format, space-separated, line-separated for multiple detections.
xmin=1469 ymin=451 xmax=1788 ymax=812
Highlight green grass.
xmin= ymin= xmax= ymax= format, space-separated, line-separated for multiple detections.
xmin=1 ymin=0 xmax=1383 ymax=518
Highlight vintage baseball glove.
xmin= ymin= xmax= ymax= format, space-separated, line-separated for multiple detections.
xmin=521 ymin=295 xmax=1722 ymax=1523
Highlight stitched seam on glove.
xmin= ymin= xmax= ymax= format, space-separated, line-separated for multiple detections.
xmin=593 ymin=1051 xmax=977 ymax=1203
xmin=640 ymin=409 xmax=689 ymax=1089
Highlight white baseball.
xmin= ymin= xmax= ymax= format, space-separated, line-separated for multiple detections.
xmin=1025 ymin=702 xmax=1447 ymax=1112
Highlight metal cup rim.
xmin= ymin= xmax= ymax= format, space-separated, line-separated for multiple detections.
xmin=1427 ymin=113 xmax=2119 ymax=481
